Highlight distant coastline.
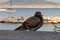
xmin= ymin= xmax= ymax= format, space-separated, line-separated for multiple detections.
xmin=0 ymin=5 xmax=60 ymax=8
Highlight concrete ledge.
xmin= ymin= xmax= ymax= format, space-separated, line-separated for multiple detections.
xmin=0 ymin=30 xmax=60 ymax=40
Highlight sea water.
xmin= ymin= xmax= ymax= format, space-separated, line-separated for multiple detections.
xmin=0 ymin=8 xmax=60 ymax=32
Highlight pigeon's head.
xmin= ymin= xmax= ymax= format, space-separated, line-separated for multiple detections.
xmin=34 ymin=11 xmax=42 ymax=18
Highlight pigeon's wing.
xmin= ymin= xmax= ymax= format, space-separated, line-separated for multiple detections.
xmin=15 ymin=17 xmax=42 ymax=31
xmin=23 ymin=17 xmax=41 ymax=30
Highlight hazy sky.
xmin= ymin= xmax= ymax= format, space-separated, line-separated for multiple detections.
xmin=45 ymin=0 xmax=60 ymax=3
xmin=0 ymin=0 xmax=60 ymax=5
xmin=0 ymin=0 xmax=10 ymax=3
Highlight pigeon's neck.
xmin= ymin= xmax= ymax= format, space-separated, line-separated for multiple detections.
xmin=34 ymin=15 xmax=42 ymax=18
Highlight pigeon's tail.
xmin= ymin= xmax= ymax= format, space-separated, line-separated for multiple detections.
xmin=15 ymin=26 xmax=21 ymax=30
xmin=15 ymin=25 xmax=27 ymax=30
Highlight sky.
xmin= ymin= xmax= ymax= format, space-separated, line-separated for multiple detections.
xmin=0 ymin=0 xmax=60 ymax=5
xmin=45 ymin=0 xmax=60 ymax=3
xmin=0 ymin=0 xmax=10 ymax=3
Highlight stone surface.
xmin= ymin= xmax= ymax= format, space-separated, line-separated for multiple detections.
xmin=0 ymin=30 xmax=60 ymax=40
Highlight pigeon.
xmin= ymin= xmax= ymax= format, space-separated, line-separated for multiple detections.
xmin=15 ymin=11 xmax=43 ymax=31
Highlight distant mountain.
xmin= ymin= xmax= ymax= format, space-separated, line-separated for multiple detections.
xmin=0 ymin=0 xmax=60 ymax=5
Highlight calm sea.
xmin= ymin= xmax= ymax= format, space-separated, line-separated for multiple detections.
xmin=0 ymin=8 xmax=60 ymax=32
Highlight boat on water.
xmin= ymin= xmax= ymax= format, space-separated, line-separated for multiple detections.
xmin=0 ymin=8 xmax=16 ymax=13
xmin=54 ymin=26 xmax=60 ymax=29
xmin=0 ymin=9 xmax=6 ymax=11
xmin=54 ymin=26 xmax=60 ymax=32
